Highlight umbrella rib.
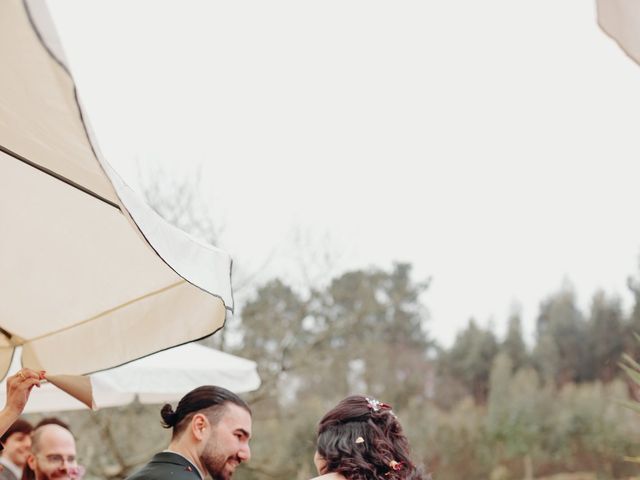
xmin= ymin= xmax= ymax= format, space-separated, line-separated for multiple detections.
xmin=26 ymin=280 xmax=186 ymax=344
xmin=0 ymin=144 xmax=121 ymax=211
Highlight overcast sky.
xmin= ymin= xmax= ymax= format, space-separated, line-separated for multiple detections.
xmin=47 ymin=0 xmax=640 ymax=346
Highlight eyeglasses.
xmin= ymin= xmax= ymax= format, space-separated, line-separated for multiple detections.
xmin=38 ymin=454 xmax=77 ymax=468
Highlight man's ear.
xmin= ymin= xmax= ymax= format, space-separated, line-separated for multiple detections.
xmin=27 ymin=454 xmax=36 ymax=471
xmin=191 ymin=413 xmax=210 ymax=441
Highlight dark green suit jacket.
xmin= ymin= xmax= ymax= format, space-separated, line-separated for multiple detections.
xmin=126 ymin=452 xmax=202 ymax=480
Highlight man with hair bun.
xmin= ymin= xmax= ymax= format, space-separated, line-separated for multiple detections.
xmin=126 ymin=385 xmax=252 ymax=480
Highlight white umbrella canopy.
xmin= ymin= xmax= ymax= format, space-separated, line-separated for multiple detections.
xmin=0 ymin=344 xmax=259 ymax=414
xmin=597 ymin=0 xmax=640 ymax=65
xmin=0 ymin=0 xmax=233 ymax=379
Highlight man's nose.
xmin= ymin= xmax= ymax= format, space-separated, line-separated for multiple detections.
xmin=238 ymin=444 xmax=251 ymax=462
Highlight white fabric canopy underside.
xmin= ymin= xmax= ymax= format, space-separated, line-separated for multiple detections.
xmin=0 ymin=0 xmax=234 ymax=378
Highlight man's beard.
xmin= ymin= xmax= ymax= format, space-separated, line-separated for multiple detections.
xmin=201 ymin=450 xmax=239 ymax=480
xmin=34 ymin=464 xmax=80 ymax=480
xmin=201 ymin=437 xmax=239 ymax=480
xmin=201 ymin=450 xmax=226 ymax=480
xmin=35 ymin=467 xmax=64 ymax=480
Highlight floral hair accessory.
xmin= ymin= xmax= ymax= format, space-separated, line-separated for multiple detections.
xmin=355 ymin=436 xmax=365 ymax=444
xmin=365 ymin=397 xmax=392 ymax=412
xmin=389 ymin=460 xmax=403 ymax=471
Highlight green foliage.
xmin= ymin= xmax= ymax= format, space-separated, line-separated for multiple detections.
xmin=236 ymin=263 xmax=433 ymax=410
xmin=238 ymin=278 xmax=310 ymax=390
xmin=440 ymin=319 xmax=499 ymax=403
xmin=587 ymin=291 xmax=625 ymax=382
xmin=411 ymin=380 xmax=636 ymax=480
xmin=501 ymin=312 xmax=528 ymax=371
xmin=620 ymin=332 xmax=640 ymax=468
xmin=533 ymin=288 xmax=590 ymax=385
xmin=625 ymin=267 xmax=640 ymax=358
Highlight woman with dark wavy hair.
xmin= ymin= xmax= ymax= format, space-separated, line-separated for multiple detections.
xmin=311 ymin=395 xmax=428 ymax=480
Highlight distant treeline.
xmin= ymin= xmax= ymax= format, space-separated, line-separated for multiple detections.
xmin=225 ymin=262 xmax=640 ymax=410
xmin=437 ymin=280 xmax=639 ymax=406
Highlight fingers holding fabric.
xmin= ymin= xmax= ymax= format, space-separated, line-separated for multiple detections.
xmin=5 ymin=368 xmax=44 ymax=415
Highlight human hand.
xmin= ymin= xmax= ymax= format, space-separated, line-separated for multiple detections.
xmin=4 ymin=368 xmax=43 ymax=416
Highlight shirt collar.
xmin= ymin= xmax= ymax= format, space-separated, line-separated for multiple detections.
xmin=162 ymin=450 xmax=204 ymax=479
xmin=0 ymin=457 xmax=22 ymax=480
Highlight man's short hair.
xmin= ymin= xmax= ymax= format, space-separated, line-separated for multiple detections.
xmin=160 ymin=385 xmax=251 ymax=438
xmin=34 ymin=417 xmax=71 ymax=432
xmin=30 ymin=423 xmax=74 ymax=455
xmin=0 ymin=419 xmax=33 ymax=445
xmin=30 ymin=426 xmax=46 ymax=454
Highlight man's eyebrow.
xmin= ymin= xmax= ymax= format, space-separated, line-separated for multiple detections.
xmin=236 ymin=428 xmax=251 ymax=439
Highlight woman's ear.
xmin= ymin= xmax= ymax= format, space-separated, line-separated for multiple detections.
xmin=314 ymin=450 xmax=327 ymax=475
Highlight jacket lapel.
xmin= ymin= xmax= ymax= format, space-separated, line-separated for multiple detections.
xmin=150 ymin=452 xmax=201 ymax=479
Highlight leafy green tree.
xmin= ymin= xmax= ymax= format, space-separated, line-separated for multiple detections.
xmin=501 ymin=311 xmax=528 ymax=371
xmin=487 ymin=352 xmax=513 ymax=431
xmin=235 ymin=279 xmax=310 ymax=407
xmin=311 ymin=262 xmax=432 ymax=409
xmin=441 ymin=319 xmax=498 ymax=403
xmin=319 ymin=263 xmax=429 ymax=347
xmin=625 ymin=263 xmax=640 ymax=358
xmin=533 ymin=288 xmax=589 ymax=385
xmin=236 ymin=262 xmax=432 ymax=411
xmin=587 ymin=290 xmax=625 ymax=382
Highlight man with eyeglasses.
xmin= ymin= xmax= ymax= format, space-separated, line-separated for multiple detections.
xmin=23 ymin=424 xmax=82 ymax=480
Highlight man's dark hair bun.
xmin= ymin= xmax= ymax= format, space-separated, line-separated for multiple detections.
xmin=160 ymin=404 xmax=177 ymax=428
xmin=159 ymin=386 xmax=251 ymax=436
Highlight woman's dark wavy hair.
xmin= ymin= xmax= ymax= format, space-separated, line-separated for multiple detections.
xmin=316 ymin=395 xmax=428 ymax=480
